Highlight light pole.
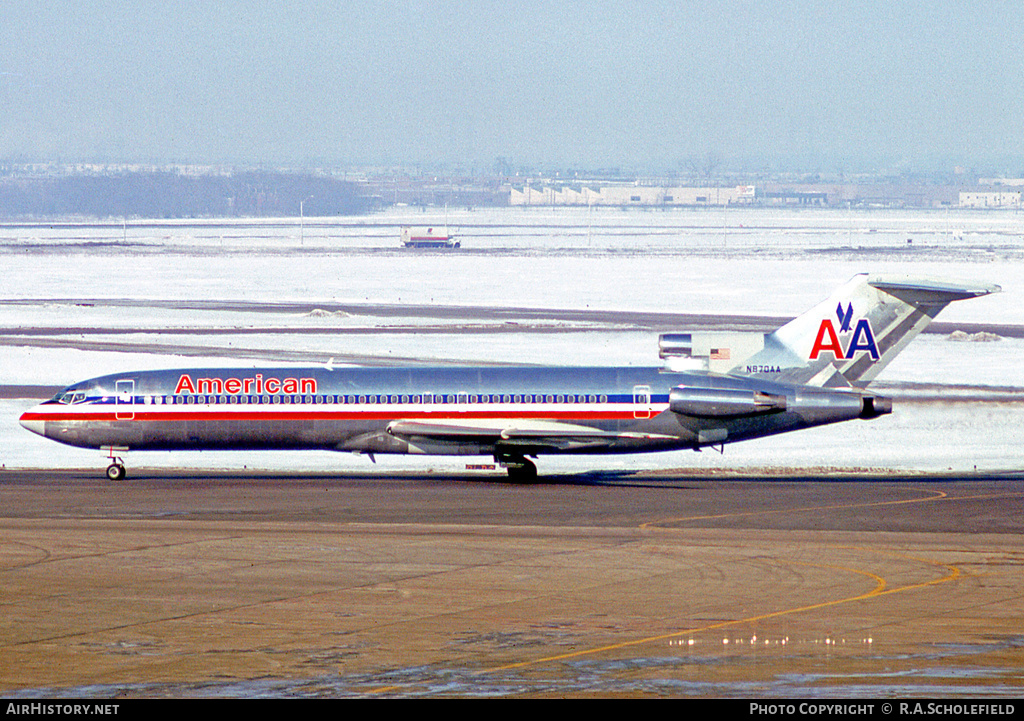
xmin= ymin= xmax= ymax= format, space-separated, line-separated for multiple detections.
xmin=300 ymin=195 xmax=314 ymax=246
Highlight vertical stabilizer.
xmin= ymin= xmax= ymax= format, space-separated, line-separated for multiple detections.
xmin=730 ymin=274 xmax=999 ymax=387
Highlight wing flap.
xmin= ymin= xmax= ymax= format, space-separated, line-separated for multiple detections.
xmin=386 ymin=418 xmax=677 ymax=449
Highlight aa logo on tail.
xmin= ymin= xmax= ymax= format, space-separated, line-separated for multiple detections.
xmin=809 ymin=302 xmax=879 ymax=361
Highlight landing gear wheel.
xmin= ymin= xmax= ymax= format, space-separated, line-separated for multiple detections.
xmin=106 ymin=463 xmax=126 ymax=481
xmin=500 ymin=455 xmax=538 ymax=482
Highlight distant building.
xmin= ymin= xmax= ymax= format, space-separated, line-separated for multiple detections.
xmin=959 ymin=190 xmax=1022 ymax=208
xmin=760 ymin=190 xmax=828 ymax=206
xmin=509 ymin=184 xmax=757 ymax=206
xmin=504 ymin=181 xmax=1022 ymax=210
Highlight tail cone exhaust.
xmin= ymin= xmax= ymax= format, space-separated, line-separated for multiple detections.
xmin=860 ymin=395 xmax=892 ymax=419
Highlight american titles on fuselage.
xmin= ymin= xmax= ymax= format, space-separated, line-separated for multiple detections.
xmin=173 ymin=373 xmax=317 ymax=396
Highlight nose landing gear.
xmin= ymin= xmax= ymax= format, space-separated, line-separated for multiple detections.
xmin=103 ymin=446 xmax=129 ymax=481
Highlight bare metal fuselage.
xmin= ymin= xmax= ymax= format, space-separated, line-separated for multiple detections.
xmin=20 ymin=365 xmax=878 ymax=458
xmin=19 ymin=274 xmax=998 ymax=480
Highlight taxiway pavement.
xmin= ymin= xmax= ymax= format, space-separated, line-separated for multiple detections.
xmin=3 ymin=469 xmax=1024 ymax=697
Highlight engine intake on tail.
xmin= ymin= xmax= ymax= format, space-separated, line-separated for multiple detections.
xmin=658 ymin=331 xmax=767 ymax=373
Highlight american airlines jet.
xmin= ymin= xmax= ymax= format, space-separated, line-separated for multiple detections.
xmin=20 ymin=274 xmax=997 ymax=481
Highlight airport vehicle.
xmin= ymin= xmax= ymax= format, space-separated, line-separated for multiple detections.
xmin=401 ymin=226 xmax=460 ymax=248
xmin=19 ymin=274 xmax=997 ymax=481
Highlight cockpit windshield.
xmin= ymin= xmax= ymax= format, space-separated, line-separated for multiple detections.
xmin=55 ymin=391 xmax=88 ymax=404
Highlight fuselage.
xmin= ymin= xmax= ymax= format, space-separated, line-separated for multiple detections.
xmin=19 ymin=274 xmax=997 ymax=480
xmin=18 ymin=365 xmax=871 ymax=458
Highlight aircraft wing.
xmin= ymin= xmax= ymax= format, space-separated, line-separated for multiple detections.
xmin=386 ymin=418 xmax=677 ymax=451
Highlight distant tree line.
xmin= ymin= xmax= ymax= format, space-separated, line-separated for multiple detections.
xmin=0 ymin=171 xmax=377 ymax=219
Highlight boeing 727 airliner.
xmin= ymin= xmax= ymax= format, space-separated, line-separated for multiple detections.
xmin=20 ymin=274 xmax=998 ymax=480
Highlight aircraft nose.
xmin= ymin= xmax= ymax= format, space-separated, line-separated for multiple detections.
xmin=19 ymin=409 xmax=46 ymax=437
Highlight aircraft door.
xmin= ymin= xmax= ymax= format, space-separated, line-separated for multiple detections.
xmin=116 ymin=379 xmax=135 ymax=420
xmin=633 ymin=385 xmax=651 ymax=419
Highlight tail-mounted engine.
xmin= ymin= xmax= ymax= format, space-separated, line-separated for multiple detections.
xmin=669 ymin=385 xmax=892 ymax=422
xmin=668 ymin=386 xmax=787 ymax=417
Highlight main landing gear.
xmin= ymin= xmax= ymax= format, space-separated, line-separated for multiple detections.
xmin=496 ymin=453 xmax=538 ymax=482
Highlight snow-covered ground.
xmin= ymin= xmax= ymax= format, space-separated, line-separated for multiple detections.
xmin=2 ymin=206 xmax=1021 ymax=475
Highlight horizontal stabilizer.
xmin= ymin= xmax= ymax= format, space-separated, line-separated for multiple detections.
xmin=867 ymin=277 xmax=1000 ymax=303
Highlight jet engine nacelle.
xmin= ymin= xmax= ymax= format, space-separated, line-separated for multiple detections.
xmin=669 ymin=386 xmax=787 ymax=417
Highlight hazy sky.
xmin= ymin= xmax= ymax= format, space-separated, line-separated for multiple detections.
xmin=2 ymin=1 xmax=1022 ymax=173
